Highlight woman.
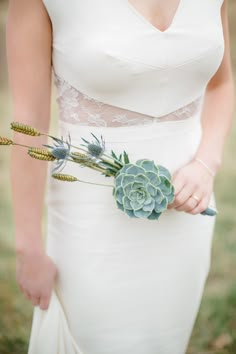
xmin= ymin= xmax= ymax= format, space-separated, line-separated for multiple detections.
xmin=6 ymin=0 xmax=234 ymax=353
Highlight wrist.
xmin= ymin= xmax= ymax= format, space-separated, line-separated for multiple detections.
xmin=15 ymin=233 xmax=44 ymax=256
xmin=193 ymin=154 xmax=222 ymax=176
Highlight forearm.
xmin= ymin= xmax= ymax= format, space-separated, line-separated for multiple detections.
xmin=194 ymin=80 xmax=235 ymax=174
xmin=11 ymin=132 xmax=49 ymax=254
xmin=6 ymin=0 xmax=52 ymax=254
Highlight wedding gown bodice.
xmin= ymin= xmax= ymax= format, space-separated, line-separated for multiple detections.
xmin=42 ymin=0 xmax=225 ymax=126
xmin=54 ymin=73 xmax=204 ymax=127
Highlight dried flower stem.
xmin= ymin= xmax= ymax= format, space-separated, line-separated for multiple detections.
xmin=71 ymin=145 xmax=122 ymax=168
xmin=67 ymin=157 xmax=112 ymax=175
xmin=52 ymin=173 xmax=114 ymax=187
xmin=10 ymin=121 xmax=123 ymax=168
xmin=70 ymin=152 xmax=112 ymax=172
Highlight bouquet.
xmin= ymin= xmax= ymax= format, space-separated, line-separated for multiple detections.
xmin=0 ymin=122 xmax=217 ymax=220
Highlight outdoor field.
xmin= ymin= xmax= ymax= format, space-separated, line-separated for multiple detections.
xmin=0 ymin=1 xmax=236 ymax=353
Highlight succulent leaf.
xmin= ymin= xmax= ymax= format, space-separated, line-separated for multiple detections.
xmin=134 ymin=208 xmax=152 ymax=218
xmin=113 ymin=158 xmax=174 ymax=221
xmin=115 ymin=186 xmax=125 ymax=204
xmin=121 ymin=174 xmax=135 ymax=187
xmin=126 ymin=165 xmax=145 ymax=175
xmin=158 ymin=165 xmax=172 ymax=180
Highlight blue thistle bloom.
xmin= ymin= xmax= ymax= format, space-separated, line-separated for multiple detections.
xmin=80 ymin=132 xmax=106 ymax=159
xmin=51 ymin=146 xmax=69 ymax=160
xmin=43 ymin=133 xmax=72 ymax=173
xmin=87 ymin=143 xmax=104 ymax=158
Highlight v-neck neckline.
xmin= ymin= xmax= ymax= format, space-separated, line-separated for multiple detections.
xmin=125 ymin=0 xmax=184 ymax=35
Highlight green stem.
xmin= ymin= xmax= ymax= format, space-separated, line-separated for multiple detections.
xmin=46 ymin=133 xmax=124 ymax=168
xmin=67 ymin=158 xmax=114 ymax=176
xmin=103 ymin=152 xmax=124 ymax=167
xmin=13 ymin=142 xmax=31 ymax=149
xmin=76 ymin=179 xmax=114 ymax=187
xmin=72 ymin=147 xmax=121 ymax=169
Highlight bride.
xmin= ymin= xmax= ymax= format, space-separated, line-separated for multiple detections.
xmin=6 ymin=0 xmax=234 ymax=353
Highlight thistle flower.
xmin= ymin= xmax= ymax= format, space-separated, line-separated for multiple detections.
xmin=51 ymin=146 xmax=69 ymax=160
xmin=80 ymin=132 xmax=105 ymax=159
xmin=44 ymin=134 xmax=72 ymax=172
xmin=0 ymin=137 xmax=13 ymax=145
xmin=11 ymin=122 xmax=41 ymax=136
xmin=87 ymin=143 xmax=104 ymax=158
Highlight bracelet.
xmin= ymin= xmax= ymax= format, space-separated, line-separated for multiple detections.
xmin=194 ymin=158 xmax=216 ymax=177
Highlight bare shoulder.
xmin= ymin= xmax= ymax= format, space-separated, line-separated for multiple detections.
xmin=6 ymin=0 xmax=53 ymax=131
xmin=207 ymin=0 xmax=233 ymax=88
xmin=7 ymin=0 xmax=50 ymax=25
xmin=221 ymin=0 xmax=229 ymax=29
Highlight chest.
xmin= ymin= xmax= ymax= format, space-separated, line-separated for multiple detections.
xmin=126 ymin=0 xmax=184 ymax=32
xmin=54 ymin=0 xmax=224 ymax=70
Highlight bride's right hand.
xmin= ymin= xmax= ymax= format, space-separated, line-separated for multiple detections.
xmin=15 ymin=246 xmax=58 ymax=310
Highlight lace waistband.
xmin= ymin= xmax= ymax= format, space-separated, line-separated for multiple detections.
xmin=54 ymin=73 xmax=203 ymax=127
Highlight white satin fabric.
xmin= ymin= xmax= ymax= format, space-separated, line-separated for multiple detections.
xmin=27 ymin=0 xmax=223 ymax=352
xmin=42 ymin=0 xmax=225 ymax=118
xmin=28 ymin=112 xmax=217 ymax=354
xmin=28 ymin=291 xmax=82 ymax=354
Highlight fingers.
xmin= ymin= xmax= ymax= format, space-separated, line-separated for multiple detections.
xmin=18 ymin=283 xmax=50 ymax=309
xmin=167 ymin=173 xmax=185 ymax=209
xmin=175 ymin=195 xmax=199 ymax=212
xmin=30 ymin=294 xmax=41 ymax=307
xmin=171 ymin=184 xmax=197 ymax=209
xmin=175 ymin=186 xmax=203 ymax=211
xmin=187 ymin=196 xmax=210 ymax=215
xmin=18 ymin=283 xmax=30 ymax=299
xmin=39 ymin=292 xmax=52 ymax=310
xmin=171 ymin=171 xmax=185 ymax=196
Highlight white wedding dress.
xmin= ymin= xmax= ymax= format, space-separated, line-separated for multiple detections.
xmin=28 ymin=0 xmax=224 ymax=353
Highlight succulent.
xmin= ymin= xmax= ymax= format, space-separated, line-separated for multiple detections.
xmin=112 ymin=158 xmax=175 ymax=220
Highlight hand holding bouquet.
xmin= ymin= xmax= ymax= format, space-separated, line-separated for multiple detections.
xmin=0 ymin=121 xmax=217 ymax=221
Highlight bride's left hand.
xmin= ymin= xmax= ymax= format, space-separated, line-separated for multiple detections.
xmin=167 ymin=159 xmax=215 ymax=215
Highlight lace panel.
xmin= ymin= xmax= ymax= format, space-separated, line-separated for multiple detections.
xmin=54 ymin=73 xmax=203 ymax=127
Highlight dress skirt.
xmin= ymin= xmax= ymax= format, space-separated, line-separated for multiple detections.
xmin=28 ymin=111 xmax=217 ymax=354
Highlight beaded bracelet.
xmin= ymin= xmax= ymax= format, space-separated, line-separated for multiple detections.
xmin=194 ymin=158 xmax=216 ymax=177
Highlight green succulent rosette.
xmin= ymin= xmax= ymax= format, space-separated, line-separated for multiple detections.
xmin=113 ymin=158 xmax=175 ymax=220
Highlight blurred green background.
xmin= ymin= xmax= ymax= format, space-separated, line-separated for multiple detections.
xmin=0 ymin=1 xmax=236 ymax=353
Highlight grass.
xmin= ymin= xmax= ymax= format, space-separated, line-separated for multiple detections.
xmin=0 ymin=1 xmax=236 ymax=353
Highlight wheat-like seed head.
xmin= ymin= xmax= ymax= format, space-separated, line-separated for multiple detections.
xmin=0 ymin=137 xmax=13 ymax=145
xmin=71 ymin=151 xmax=97 ymax=165
xmin=28 ymin=147 xmax=55 ymax=159
xmin=11 ymin=122 xmax=41 ymax=136
xmin=28 ymin=150 xmax=56 ymax=161
xmin=71 ymin=151 xmax=87 ymax=158
xmin=87 ymin=161 xmax=102 ymax=169
xmin=52 ymin=173 xmax=78 ymax=182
